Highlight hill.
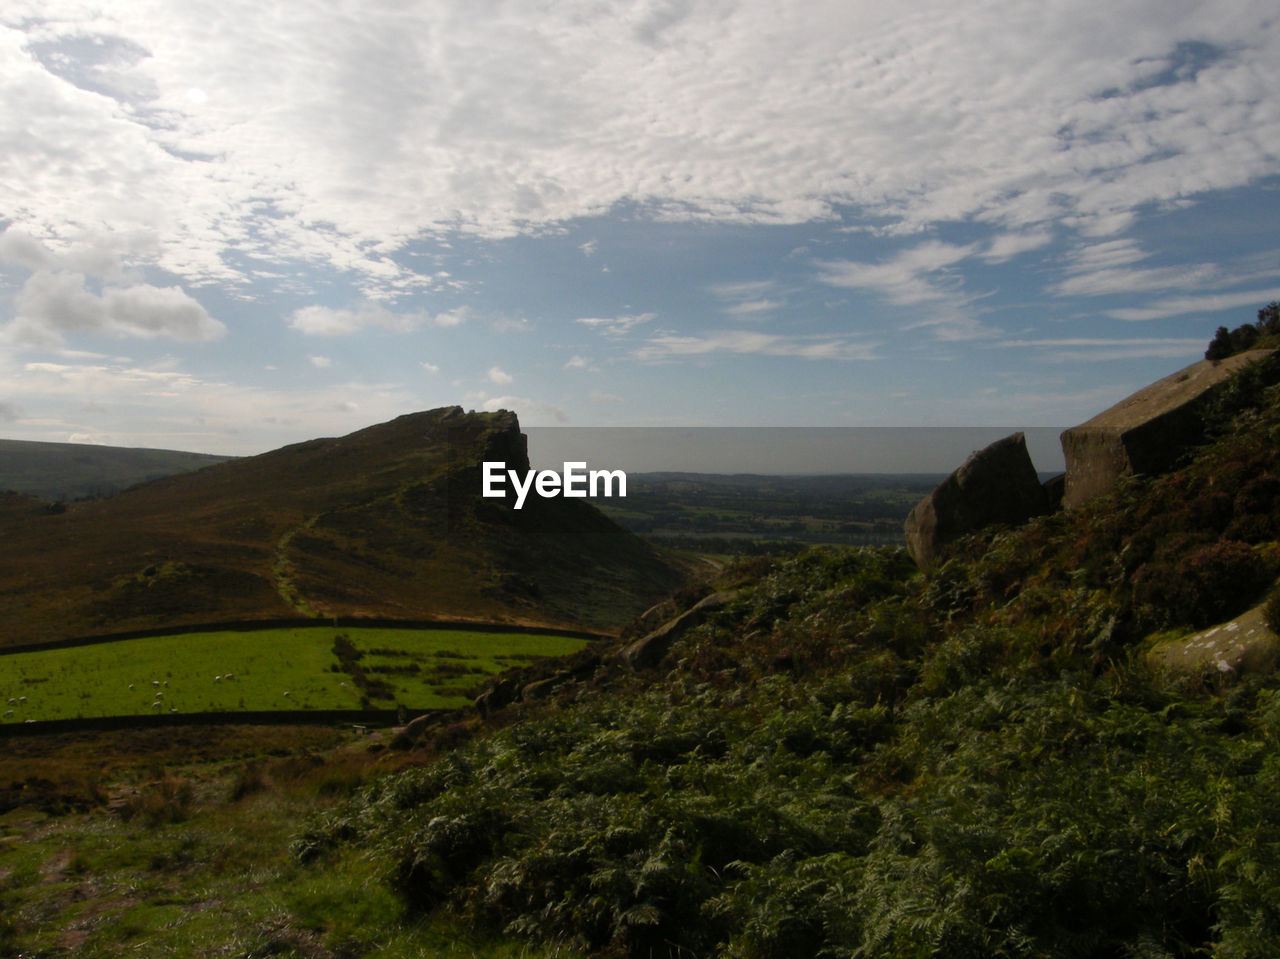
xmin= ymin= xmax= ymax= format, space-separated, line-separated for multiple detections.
xmin=0 ymin=407 xmax=685 ymax=646
xmin=0 ymin=437 xmax=231 ymax=500
xmin=284 ymin=359 xmax=1280 ymax=956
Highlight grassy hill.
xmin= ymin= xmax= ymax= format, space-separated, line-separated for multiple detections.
xmin=6 ymin=362 xmax=1280 ymax=956
xmin=0 ymin=437 xmax=230 ymax=500
xmin=277 ymin=359 xmax=1280 ymax=957
xmin=0 ymin=407 xmax=686 ymax=646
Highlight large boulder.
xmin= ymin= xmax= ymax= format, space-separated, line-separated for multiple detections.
xmin=1147 ymin=603 xmax=1279 ymax=678
xmin=903 ymin=432 xmax=1048 ymax=567
xmin=1061 ymin=350 xmax=1274 ymax=509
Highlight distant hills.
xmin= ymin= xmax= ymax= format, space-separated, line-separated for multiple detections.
xmin=0 ymin=408 xmax=685 ymax=647
xmin=0 ymin=438 xmax=231 ymax=501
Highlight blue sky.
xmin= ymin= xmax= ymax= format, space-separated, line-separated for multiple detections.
xmin=2 ymin=0 xmax=1279 ymax=461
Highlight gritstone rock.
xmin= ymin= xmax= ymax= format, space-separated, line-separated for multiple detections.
xmin=1060 ymin=350 xmax=1275 ymax=510
xmin=903 ymin=432 xmax=1048 ymax=568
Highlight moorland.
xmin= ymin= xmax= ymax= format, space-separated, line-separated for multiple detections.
xmin=4 ymin=311 xmax=1280 ymax=956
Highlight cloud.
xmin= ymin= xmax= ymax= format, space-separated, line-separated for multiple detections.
xmin=0 ymin=228 xmax=56 ymax=271
xmin=982 ymin=230 xmax=1054 ymax=262
xmin=8 ymin=270 xmax=225 ymax=345
xmin=10 ymin=1 xmax=1273 ymax=296
xmin=709 ymin=280 xmax=785 ymax=318
xmin=816 ymin=241 xmax=979 ymax=306
xmin=0 ymin=400 xmax=21 ymax=421
xmin=287 ymin=303 xmax=466 ymax=335
xmin=563 ymin=355 xmax=591 ymax=370
xmin=635 ymin=329 xmax=876 ymax=361
xmin=576 ymin=313 xmax=657 ymax=336
xmin=3 ymin=357 xmax=421 ymax=453
xmin=999 ymin=336 xmax=1207 ymax=361
xmin=308 ymin=355 xmax=332 ymax=368
xmin=480 ymin=395 xmax=568 ymax=423
xmin=724 ymin=299 xmax=782 ymax=317
xmin=1107 ymin=287 xmax=1280 ymax=322
xmin=487 ymin=365 xmax=513 ymax=384
xmin=420 ymin=361 xmax=440 ymax=374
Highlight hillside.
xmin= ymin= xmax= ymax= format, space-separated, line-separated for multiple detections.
xmin=284 ymin=360 xmax=1280 ymax=956
xmin=0 ymin=437 xmax=230 ymax=500
xmin=0 ymin=407 xmax=685 ymax=646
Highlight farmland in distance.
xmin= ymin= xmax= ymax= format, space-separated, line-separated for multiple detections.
xmin=0 ymin=625 xmax=590 ymax=722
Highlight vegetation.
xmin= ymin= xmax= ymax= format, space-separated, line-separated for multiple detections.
xmin=284 ymin=367 xmax=1280 ymax=957
xmin=0 ymin=626 xmax=590 ymax=721
xmin=6 ymin=324 xmax=1280 ymax=955
xmin=597 ymin=473 xmax=939 ymax=550
xmin=1204 ymin=300 xmax=1280 ymax=360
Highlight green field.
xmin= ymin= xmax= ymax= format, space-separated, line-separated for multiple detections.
xmin=0 ymin=626 xmax=589 ymax=722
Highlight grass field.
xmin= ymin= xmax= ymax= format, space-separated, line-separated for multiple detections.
xmin=0 ymin=626 xmax=589 ymax=722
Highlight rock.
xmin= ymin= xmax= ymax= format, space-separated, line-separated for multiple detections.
xmin=474 ymin=677 xmax=519 ymax=716
xmin=1060 ymin=350 xmax=1274 ymax=509
xmin=1147 ymin=604 xmax=1279 ymax=677
xmin=620 ymin=590 xmax=738 ymax=670
xmin=903 ymin=432 xmax=1048 ymax=568
xmin=521 ymin=675 xmax=563 ymax=702
xmin=390 ymin=713 xmax=435 ymax=749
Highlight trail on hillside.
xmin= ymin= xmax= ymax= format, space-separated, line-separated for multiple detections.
xmin=273 ymin=516 xmax=321 ymax=617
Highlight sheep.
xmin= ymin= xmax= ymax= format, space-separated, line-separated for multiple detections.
xmin=282 ymin=691 xmax=290 ymax=698
xmin=215 ymin=675 xmax=222 ymax=682
xmin=129 ymin=684 xmax=135 ymax=690
xmin=5 ymin=698 xmax=13 ymax=705
xmin=3 ymin=710 xmax=12 ymax=718
xmin=17 ymin=696 xmax=25 ymax=703
xmin=224 ymin=673 xmax=234 ymax=680
xmin=170 ymin=707 xmax=178 ymax=713
xmin=154 ymin=692 xmax=163 ymax=700
xmin=152 ymin=680 xmax=160 ymax=687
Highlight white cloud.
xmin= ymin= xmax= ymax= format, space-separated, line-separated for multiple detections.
xmin=487 ymin=365 xmax=513 ymax=384
xmin=287 ymin=303 xmax=466 ymax=335
xmin=589 ymin=389 xmax=623 ymax=405
xmin=2 ymin=357 xmax=420 ymax=453
xmin=9 ymin=1 xmax=1273 ymax=295
xmin=724 ymin=299 xmax=782 ymax=317
xmin=999 ymin=336 xmax=1207 ymax=360
xmin=982 ymin=230 xmax=1054 ymax=262
xmin=480 ymin=395 xmax=568 ymax=423
xmin=1107 ymin=287 xmax=1280 ymax=322
xmin=420 ymin=361 xmax=440 ymax=374
xmin=308 ymin=355 xmax=332 ymax=368
xmin=635 ymin=329 xmax=876 ymax=360
xmin=576 ymin=313 xmax=656 ymax=336
xmin=563 ymin=355 xmax=591 ymax=370
xmin=0 ymin=400 xmax=21 ymax=421
xmin=816 ymin=242 xmax=978 ymax=306
xmin=7 ymin=270 xmax=224 ymax=345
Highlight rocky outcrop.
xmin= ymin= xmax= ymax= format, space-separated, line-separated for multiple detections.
xmin=903 ymin=432 xmax=1048 ymax=568
xmin=1061 ymin=350 xmax=1274 ymax=509
xmin=620 ymin=590 xmax=738 ymax=670
xmin=1147 ymin=603 xmax=1279 ymax=677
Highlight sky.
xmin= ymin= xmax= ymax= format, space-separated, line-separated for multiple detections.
xmin=2 ymin=0 xmax=1279 ymax=469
